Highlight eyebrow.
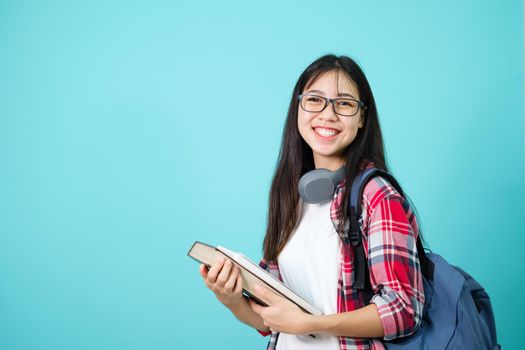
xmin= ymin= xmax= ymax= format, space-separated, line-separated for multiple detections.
xmin=304 ymin=89 xmax=357 ymax=99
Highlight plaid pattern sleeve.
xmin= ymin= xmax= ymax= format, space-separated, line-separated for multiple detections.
xmin=361 ymin=177 xmax=425 ymax=341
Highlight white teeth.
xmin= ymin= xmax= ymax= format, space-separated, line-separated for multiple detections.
xmin=315 ymin=127 xmax=338 ymax=137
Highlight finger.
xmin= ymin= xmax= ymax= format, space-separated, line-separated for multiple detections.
xmin=253 ymin=284 xmax=278 ymax=305
xmin=224 ymin=265 xmax=239 ymax=292
xmin=216 ymin=259 xmax=233 ymax=286
xmin=249 ymin=298 xmax=264 ymax=315
xmin=199 ymin=264 xmax=209 ymax=278
xmin=207 ymin=259 xmax=225 ymax=283
xmin=233 ymin=270 xmax=243 ymax=294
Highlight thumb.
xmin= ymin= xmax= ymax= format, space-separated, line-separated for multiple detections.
xmin=248 ymin=298 xmax=264 ymax=315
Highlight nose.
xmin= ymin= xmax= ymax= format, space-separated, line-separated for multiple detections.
xmin=318 ymin=101 xmax=338 ymax=121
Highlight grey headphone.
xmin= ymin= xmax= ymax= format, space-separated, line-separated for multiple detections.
xmin=298 ymin=165 xmax=346 ymax=203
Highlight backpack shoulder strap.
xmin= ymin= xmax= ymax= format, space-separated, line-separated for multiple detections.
xmin=348 ymin=168 xmax=433 ymax=293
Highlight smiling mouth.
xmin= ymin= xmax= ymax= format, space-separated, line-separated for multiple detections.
xmin=313 ymin=127 xmax=340 ymax=138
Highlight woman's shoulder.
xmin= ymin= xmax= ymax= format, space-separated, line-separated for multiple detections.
xmin=361 ymin=175 xmax=403 ymax=211
xmin=358 ymin=161 xmax=403 ymax=208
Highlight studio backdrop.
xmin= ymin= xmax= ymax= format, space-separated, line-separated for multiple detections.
xmin=0 ymin=0 xmax=523 ymax=349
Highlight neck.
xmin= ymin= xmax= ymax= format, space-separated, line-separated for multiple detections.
xmin=313 ymin=155 xmax=346 ymax=171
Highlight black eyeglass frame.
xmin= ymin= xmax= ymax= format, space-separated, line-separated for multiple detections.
xmin=297 ymin=93 xmax=367 ymax=117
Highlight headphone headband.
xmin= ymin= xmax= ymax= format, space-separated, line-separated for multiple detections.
xmin=298 ymin=165 xmax=346 ymax=203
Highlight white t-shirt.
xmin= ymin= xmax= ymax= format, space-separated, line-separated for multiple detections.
xmin=276 ymin=198 xmax=341 ymax=350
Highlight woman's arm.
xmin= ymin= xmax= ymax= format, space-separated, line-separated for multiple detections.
xmin=199 ymin=260 xmax=270 ymax=333
xmin=364 ymin=192 xmax=425 ymax=339
xmin=249 ymin=284 xmax=384 ymax=337
xmin=226 ymin=293 xmax=271 ymax=333
xmin=306 ymin=303 xmax=384 ymax=337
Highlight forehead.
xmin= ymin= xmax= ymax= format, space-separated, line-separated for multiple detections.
xmin=304 ymin=70 xmax=359 ymax=97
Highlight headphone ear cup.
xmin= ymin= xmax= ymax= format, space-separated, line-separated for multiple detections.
xmin=298 ymin=169 xmax=336 ymax=204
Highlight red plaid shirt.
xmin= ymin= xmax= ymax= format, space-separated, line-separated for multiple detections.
xmin=257 ymin=174 xmax=425 ymax=350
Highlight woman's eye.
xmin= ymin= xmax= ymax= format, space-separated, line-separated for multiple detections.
xmin=307 ymin=97 xmax=321 ymax=103
xmin=338 ymin=100 xmax=356 ymax=107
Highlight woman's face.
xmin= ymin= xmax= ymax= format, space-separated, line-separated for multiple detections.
xmin=297 ymin=70 xmax=364 ymax=171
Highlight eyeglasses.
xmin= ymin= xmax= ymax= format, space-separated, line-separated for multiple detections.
xmin=298 ymin=94 xmax=366 ymax=117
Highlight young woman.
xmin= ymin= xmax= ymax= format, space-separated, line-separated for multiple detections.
xmin=199 ymin=54 xmax=425 ymax=350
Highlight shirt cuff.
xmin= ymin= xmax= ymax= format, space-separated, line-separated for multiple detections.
xmin=370 ymin=292 xmax=411 ymax=340
xmin=257 ymin=328 xmax=272 ymax=337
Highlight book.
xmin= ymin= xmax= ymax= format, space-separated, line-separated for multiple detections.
xmin=188 ymin=241 xmax=323 ymax=317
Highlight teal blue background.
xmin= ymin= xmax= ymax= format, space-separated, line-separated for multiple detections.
xmin=1 ymin=0 xmax=523 ymax=349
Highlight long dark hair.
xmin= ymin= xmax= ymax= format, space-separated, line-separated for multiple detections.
xmin=263 ymin=54 xmax=422 ymax=262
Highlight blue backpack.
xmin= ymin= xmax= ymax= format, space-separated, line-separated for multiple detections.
xmin=348 ymin=168 xmax=501 ymax=350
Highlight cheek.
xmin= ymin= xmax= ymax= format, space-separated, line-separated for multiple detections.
xmin=297 ymin=113 xmax=312 ymax=137
xmin=342 ymin=122 xmax=361 ymax=141
xmin=344 ymin=120 xmax=360 ymax=132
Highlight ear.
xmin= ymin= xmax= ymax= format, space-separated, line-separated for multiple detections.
xmin=358 ymin=115 xmax=364 ymax=128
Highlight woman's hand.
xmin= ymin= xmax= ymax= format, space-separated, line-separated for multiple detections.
xmin=199 ymin=258 xmax=244 ymax=308
xmin=248 ymin=284 xmax=313 ymax=335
